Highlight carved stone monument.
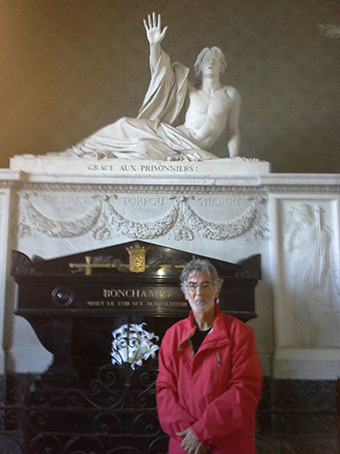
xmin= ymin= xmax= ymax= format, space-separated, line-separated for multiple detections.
xmin=0 ymin=11 xmax=339 ymax=454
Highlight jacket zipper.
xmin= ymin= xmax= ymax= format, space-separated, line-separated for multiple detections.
xmin=217 ymin=352 xmax=221 ymax=367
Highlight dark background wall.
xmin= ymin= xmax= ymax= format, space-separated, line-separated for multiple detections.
xmin=0 ymin=0 xmax=339 ymax=173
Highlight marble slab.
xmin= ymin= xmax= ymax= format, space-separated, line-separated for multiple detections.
xmin=10 ymin=155 xmax=271 ymax=177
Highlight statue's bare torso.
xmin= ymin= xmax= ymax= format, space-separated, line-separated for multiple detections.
xmin=179 ymin=85 xmax=239 ymax=151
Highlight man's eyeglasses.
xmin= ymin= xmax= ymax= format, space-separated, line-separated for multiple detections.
xmin=186 ymin=282 xmax=214 ymax=292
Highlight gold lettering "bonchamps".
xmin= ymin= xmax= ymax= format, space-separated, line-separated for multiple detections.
xmin=103 ymin=288 xmax=171 ymax=299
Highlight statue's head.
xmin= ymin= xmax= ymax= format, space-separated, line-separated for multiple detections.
xmin=194 ymin=47 xmax=227 ymax=84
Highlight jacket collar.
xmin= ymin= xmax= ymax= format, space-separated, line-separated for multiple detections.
xmin=177 ymin=304 xmax=227 ymax=351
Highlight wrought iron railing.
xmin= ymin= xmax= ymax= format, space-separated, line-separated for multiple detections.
xmin=0 ymin=364 xmax=169 ymax=454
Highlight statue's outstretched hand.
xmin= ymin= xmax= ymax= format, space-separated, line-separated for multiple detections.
xmin=143 ymin=12 xmax=168 ymax=45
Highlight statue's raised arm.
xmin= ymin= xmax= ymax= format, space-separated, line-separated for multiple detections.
xmin=46 ymin=14 xmax=241 ymax=162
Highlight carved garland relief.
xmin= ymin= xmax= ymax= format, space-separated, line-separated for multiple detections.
xmin=17 ymin=193 xmax=269 ymax=242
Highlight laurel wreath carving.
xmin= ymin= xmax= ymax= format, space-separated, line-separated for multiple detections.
xmin=18 ymin=194 xmax=269 ymax=241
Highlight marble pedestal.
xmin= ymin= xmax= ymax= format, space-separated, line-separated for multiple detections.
xmin=0 ymin=157 xmax=339 ymax=379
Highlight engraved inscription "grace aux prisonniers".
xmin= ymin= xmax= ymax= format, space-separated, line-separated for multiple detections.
xmin=87 ymin=163 xmax=198 ymax=173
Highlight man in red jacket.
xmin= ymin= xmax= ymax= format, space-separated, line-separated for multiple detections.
xmin=156 ymin=259 xmax=263 ymax=453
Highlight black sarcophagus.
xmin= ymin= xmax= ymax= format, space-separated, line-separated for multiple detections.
xmin=11 ymin=242 xmax=261 ymax=453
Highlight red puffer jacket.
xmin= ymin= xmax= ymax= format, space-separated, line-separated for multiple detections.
xmin=156 ymin=304 xmax=263 ymax=453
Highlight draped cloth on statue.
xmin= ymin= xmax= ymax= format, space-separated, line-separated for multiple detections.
xmin=53 ymin=51 xmax=218 ymax=161
xmin=137 ymin=49 xmax=189 ymax=124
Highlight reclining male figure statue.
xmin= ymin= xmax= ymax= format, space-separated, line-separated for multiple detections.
xmin=54 ymin=13 xmax=241 ymax=161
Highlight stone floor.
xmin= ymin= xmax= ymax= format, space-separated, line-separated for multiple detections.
xmin=0 ymin=375 xmax=339 ymax=453
xmin=255 ymin=378 xmax=339 ymax=454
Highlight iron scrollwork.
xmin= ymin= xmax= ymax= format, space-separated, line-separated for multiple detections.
xmin=25 ymin=362 xmax=168 ymax=453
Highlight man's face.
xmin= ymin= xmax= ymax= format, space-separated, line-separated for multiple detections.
xmin=201 ymin=51 xmax=221 ymax=78
xmin=183 ymin=271 xmax=220 ymax=316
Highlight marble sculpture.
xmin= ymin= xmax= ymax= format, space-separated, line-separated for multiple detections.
xmin=51 ymin=13 xmax=241 ymax=161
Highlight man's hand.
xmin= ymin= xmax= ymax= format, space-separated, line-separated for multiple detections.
xmin=176 ymin=428 xmax=211 ymax=454
xmin=143 ymin=12 xmax=168 ymax=46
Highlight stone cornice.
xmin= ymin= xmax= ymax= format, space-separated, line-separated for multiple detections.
xmin=0 ymin=169 xmax=339 ymax=194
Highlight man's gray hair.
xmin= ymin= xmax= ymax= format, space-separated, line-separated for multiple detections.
xmin=194 ymin=47 xmax=227 ymax=84
xmin=180 ymin=258 xmax=223 ymax=292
